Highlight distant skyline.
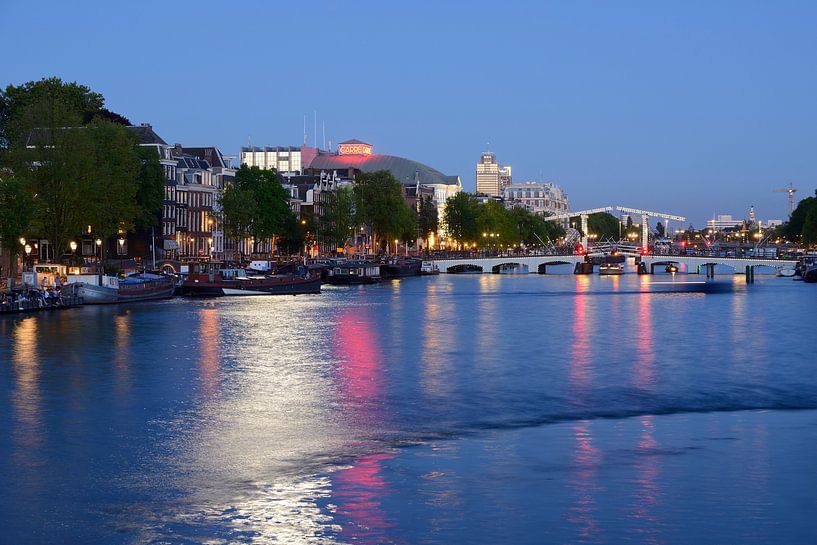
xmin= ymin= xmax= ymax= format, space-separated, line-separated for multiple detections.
xmin=2 ymin=0 xmax=816 ymax=225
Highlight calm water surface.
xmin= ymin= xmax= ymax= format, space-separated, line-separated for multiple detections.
xmin=1 ymin=273 xmax=816 ymax=544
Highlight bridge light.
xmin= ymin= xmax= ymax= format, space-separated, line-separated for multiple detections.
xmin=576 ymin=244 xmax=584 ymax=255
xmin=640 ymin=246 xmax=648 ymax=256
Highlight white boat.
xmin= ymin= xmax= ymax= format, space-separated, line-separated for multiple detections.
xmin=599 ymin=263 xmax=624 ymax=275
xmin=777 ymin=267 xmax=796 ymax=277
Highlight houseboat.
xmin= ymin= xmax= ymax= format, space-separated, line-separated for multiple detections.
xmin=179 ymin=262 xmax=321 ymax=296
xmin=380 ymin=257 xmax=423 ymax=278
xmin=321 ymin=261 xmax=382 ymax=285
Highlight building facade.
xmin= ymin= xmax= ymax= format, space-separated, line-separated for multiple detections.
xmin=240 ymin=146 xmax=305 ymax=174
xmin=503 ymin=181 xmax=570 ymax=216
xmin=476 ymin=151 xmax=512 ymax=197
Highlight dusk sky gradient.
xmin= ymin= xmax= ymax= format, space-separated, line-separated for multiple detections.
xmin=2 ymin=0 xmax=816 ymax=225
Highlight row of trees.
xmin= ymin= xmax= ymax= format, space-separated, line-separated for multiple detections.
xmin=442 ymin=192 xmax=565 ymax=248
xmin=0 ymin=78 xmax=164 ymax=272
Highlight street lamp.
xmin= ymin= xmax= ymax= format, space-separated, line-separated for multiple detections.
xmin=70 ymin=241 xmax=77 ymax=253
xmin=24 ymin=244 xmax=31 ymax=271
xmin=19 ymin=237 xmax=26 ymax=246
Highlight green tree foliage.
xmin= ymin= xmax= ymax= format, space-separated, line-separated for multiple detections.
xmin=802 ymin=204 xmax=817 ymax=245
xmin=232 ymin=165 xmax=293 ymax=253
xmin=353 ymin=170 xmax=415 ymax=251
xmin=655 ymin=221 xmax=665 ymax=237
xmin=278 ymin=212 xmax=306 ymax=255
xmin=586 ymin=212 xmax=621 ymax=240
xmin=476 ymin=200 xmax=516 ymax=245
xmin=134 ymin=146 xmax=165 ymax=230
xmin=0 ymin=173 xmax=34 ymax=272
xmin=0 ymin=78 xmax=158 ymax=259
xmin=443 ymin=192 xmax=480 ymax=246
xmin=508 ymin=206 xmax=565 ymax=246
xmin=417 ymin=196 xmax=439 ymax=245
xmin=219 ymin=183 xmax=257 ymax=260
xmin=786 ymin=190 xmax=817 ymax=242
xmin=0 ymin=77 xmax=104 ymax=150
xmin=319 ymin=184 xmax=355 ymax=249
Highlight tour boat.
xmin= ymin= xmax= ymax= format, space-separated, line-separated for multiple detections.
xmin=77 ymin=273 xmax=175 ymax=304
xmin=419 ymin=261 xmax=440 ymax=275
xmin=180 ymin=262 xmax=321 ymax=296
xmin=599 ymin=263 xmax=624 ymax=275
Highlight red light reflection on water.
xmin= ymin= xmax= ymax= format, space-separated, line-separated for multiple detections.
xmin=332 ymin=452 xmax=395 ymax=543
xmin=634 ymin=292 xmax=655 ymax=391
xmin=333 ymin=307 xmax=383 ymax=413
xmin=331 ymin=308 xmax=394 ymax=541
xmin=570 ymin=277 xmax=592 ymax=389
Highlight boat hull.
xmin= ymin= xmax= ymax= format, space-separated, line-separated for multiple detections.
xmin=804 ymin=266 xmax=817 ymax=283
xmin=181 ymin=275 xmax=321 ymax=296
xmin=78 ymin=281 xmax=175 ymax=304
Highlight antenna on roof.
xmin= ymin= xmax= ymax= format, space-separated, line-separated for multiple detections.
xmin=322 ymin=121 xmax=326 ymax=151
xmin=247 ymin=135 xmax=252 ymax=149
xmin=313 ymin=110 xmax=317 ymax=148
xmin=303 ymin=114 xmax=307 ymax=146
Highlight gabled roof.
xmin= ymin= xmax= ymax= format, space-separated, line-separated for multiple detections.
xmin=184 ymin=147 xmax=227 ymax=168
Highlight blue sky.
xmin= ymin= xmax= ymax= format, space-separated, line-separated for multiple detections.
xmin=2 ymin=0 xmax=816 ymax=225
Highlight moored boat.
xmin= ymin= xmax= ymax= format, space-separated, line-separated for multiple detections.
xmin=380 ymin=258 xmax=422 ymax=278
xmin=180 ymin=262 xmax=321 ymax=296
xmin=419 ymin=261 xmax=440 ymax=276
xmin=804 ymin=262 xmax=817 ymax=283
xmin=322 ymin=261 xmax=382 ymax=285
xmin=599 ymin=263 xmax=624 ymax=275
xmin=77 ymin=273 xmax=175 ymax=304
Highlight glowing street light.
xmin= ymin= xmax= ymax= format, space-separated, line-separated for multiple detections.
xmin=69 ymin=241 xmax=77 ymax=252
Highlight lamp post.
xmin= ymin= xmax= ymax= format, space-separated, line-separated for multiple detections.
xmin=24 ymin=244 xmax=31 ymax=272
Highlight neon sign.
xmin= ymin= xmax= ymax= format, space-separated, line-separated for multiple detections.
xmin=338 ymin=143 xmax=373 ymax=156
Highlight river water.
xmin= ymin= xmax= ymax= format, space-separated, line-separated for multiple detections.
xmin=1 ymin=273 xmax=816 ymax=544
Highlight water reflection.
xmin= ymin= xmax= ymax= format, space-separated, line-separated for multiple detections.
xmin=567 ymin=421 xmax=602 ymax=543
xmin=331 ymin=452 xmax=395 ymax=544
xmin=420 ymin=282 xmax=450 ymax=399
xmin=634 ymin=291 xmax=656 ymax=391
xmin=334 ymin=306 xmax=385 ymax=426
xmin=570 ymin=276 xmax=592 ymax=392
xmin=113 ymin=311 xmax=133 ymax=403
xmin=628 ymin=415 xmax=663 ymax=544
xmin=198 ymin=306 xmax=221 ymax=398
xmin=11 ymin=318 xmax=42 ymax=453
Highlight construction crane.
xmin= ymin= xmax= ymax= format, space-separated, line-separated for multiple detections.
xmin=616 ymin=207 xmax=686 ymax=248
xmin=545 ymin=207 xmax=613 ymax=249
xmin=773 ymin=183 xmax=798 ymax=216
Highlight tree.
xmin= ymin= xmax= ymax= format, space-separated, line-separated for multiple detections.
xmin=786 ymin=190 xmax=817 ymax=242
xmin=278 ymin=212 xmax=305 ymax=255
xmin=319 ymin=185 xmax=355 ymax=250
xmin=476 ymin=200 xmax=515 ymax=246
xmin=0 ymin=173 xmax=34 ymax=275
xmin=353 ymin=170 xmax=414 ymax=252
xmin=134 ymin=145 xmax=165 ymax=230
xmin=803 ymin=205 xmax=817 ymax=245
xmin=443 ymin=192 xmax=479 ymax=247
xmin=417 ymin=196 xmax=439 ymax=248
xmin=655 ymin=221 xmax=665 ymax=238
xmin=509 ymin=207 xmax=564 ymax=246
xmin=220 ymin=183 xmax=257 ymax=261
xmin=586 ymin=212 xmax=620 ymax=240
xmin=232 ymin=165 xmax=292 ymax=254
xmin=0 ymin=77 xmax=104 ymax=150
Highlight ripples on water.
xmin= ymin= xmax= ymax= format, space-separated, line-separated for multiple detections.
xmin=1 ymin=274 xmax=816 ymax=544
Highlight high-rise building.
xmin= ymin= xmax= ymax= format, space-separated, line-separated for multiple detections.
xmin=476 ymin=152 xmax=499 ymax=196
xmin=476 ymin=151 xmax=511 ymax=197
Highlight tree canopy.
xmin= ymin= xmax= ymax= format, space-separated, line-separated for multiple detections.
xmin=353 ymin=170 xmax=416 ymax=250
xmin=786 ymin=190 xmax=817 ymax=243
xmin=319 ymin=184 xmax=355 ymax=249
xmin=443 ymin=192 xmax=480 ymax=246
xmin=0 ymin=78 xmax=164 ymax=260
